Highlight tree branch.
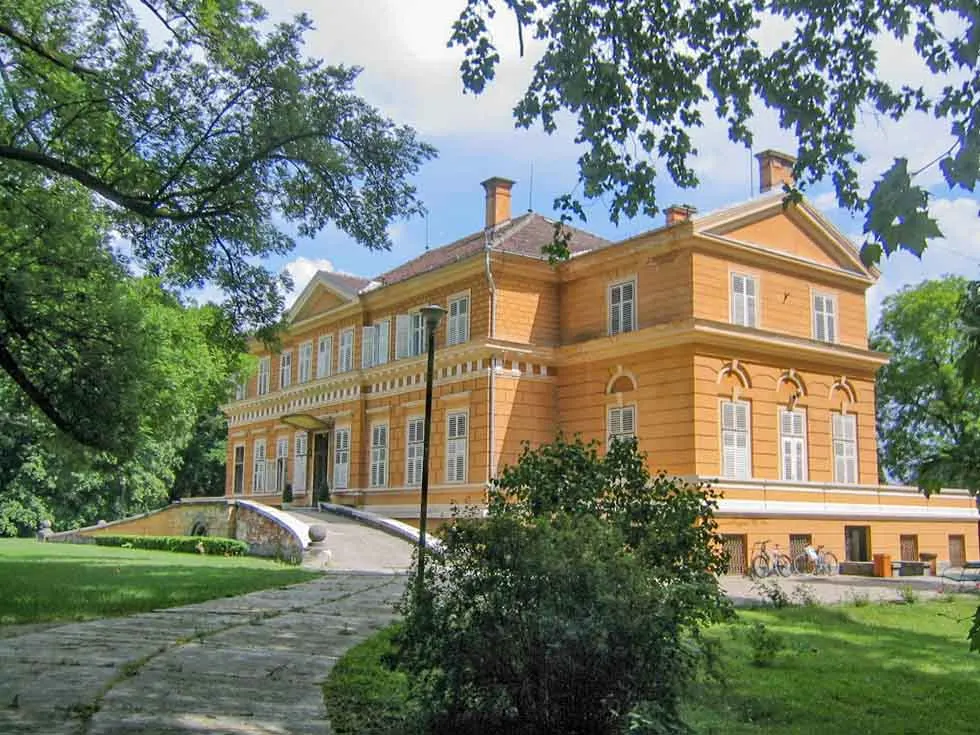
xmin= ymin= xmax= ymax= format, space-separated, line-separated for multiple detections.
xmin=0 ymin=22 xmax=98 ymax=77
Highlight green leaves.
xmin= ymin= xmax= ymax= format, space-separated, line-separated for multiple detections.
xmin=451 ymin=1 xmax=979 ymax=265
xmin=863 ymin=158 xmax=943 ymax=260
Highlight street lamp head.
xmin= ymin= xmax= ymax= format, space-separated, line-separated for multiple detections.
xmin=421 ymin=304 xmax=447 ymax=330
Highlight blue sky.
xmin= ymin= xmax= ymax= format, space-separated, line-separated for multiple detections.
xmin=250 ymin=1 xmax=980 ymax=333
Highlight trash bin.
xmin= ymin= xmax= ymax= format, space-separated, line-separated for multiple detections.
xmin=873 ymin=553 xmax=892 ymax=577
xmin=919 ymin=553 xmax=937 ymax=576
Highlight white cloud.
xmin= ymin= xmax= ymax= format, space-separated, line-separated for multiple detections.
xmin=282 ymin=256 xmax=336 ymax=306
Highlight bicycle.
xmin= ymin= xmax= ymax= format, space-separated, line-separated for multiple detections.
xmin=749 ymin=539 xmax=793 ymax=578
xmin=793 ymin=544 xmax=839 ymax=576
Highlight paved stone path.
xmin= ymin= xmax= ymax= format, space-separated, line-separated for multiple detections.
xmin=721 ymin=572 xmax=965 ymax=606
xmin=0 ymin=572 xmax=407 ymax=735
xmin=287 ymin=509 xmax=414 ymax=573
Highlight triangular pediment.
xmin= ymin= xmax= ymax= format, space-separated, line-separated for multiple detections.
xmin=695 ymin=195 xmax=875 ymax=280
xmin=286 ymin=272 xmax=359 ymax=324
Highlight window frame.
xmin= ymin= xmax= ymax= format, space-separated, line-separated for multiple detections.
xmin=316 ymin=334 xmax=333 ymax=379
xmin=831 ymin=412 xmax=858 ymax=484
xmin=279 ymin=350 xmax=293 ymax=390
xmin=812 ymin=291 xmax=838 ymax=343
xmin=251 ymin=438 xmax=267 ymax=494
xmin=333 ymin=426 xmax=350 ymax=490
xmin=337 ymin=327 xmax=354 ymax=373
xmin=730 ymin=271 xmax=759 ymax=328
xmin=720 ymin=399 xmax=752 ymax=480
xmin=293 ymin=432 xmax=308 ymax=493
xmin=232 ymin=444 xmax=245 ymax=495
xmin=445 ymin=409 xmax=468 ymax=484
xmin=405 ymin=416 xmax=424 ymax=487
xmin=256 ymin=357 xmax=271 ymax=396
xmin=298 ymin=341 xmax=313 ymax=384
xmin=370 ymin=422 xmax=388 ymax=488
xmin=447 ymin=292 xmax=471 ymax=346
xmin=275 ymin=436 xmax=289 ymax=493
xmin=607 ymin=278 xmax=637 ymax=336
xmin=607 ymin=404 xmax=637 ymax=449
xmin=778 ymin=407 xmax=808 ymax=482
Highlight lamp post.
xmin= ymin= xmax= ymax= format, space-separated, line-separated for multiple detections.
xmin=417 ymin=304 xmax=446 ymax=600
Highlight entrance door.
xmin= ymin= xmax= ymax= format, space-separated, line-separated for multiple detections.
xmin=950 ymin=535 xmax=967 ymax=567
xmin=312 ymin=432 xmax=330 ymax=506
xmin=845 ymin=526 xmax=871 ymax=562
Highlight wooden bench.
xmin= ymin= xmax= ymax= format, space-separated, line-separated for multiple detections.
xmin=941 ymin=561 xmax=980 ymax=583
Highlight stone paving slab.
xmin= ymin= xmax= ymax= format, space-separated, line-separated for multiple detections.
xmin=0 ymin=572 xmax=407 ymax=735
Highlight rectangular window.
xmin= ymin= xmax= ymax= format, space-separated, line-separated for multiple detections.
xmin=730 ymin=273 xmax=758 ymax=327
xmin=446 ymin=411 xmax=467 ymax=483
xmin=234 ymin=380 xmax=246 ymax=401
xmin=251 ymin=439 xmax=267 ymax=493
xmin=298 ymin=342 xmax=313 ymax=383
xmin=279 ymin=351 xmax=292 ymax=389
xmin=789 ymin=534 xmax=812 ymax=563
xmin=370 ymin=423 xmax=388 ymax=488
xmin=293 ymin=433 xmax=308 ymax=493
xmin=832 ymin=412 xmax=858 ymax=484
xmin=607 ymin=405 xmax=636 ymax=447
xmin=275 ymin=437 xmax=289 ymax=493
xmin=396 ymin=311 xmax=430 ymax=359
xmin=779 ymin=408 xmax=807 ymax=481
xmin=257 ymin=357 xmax=270 ymax=396
xmin=447 ymin=294 xmax=470 ymax=346
xmin=232 ymin=445 xmax=245 ymax=495
xmin=608 ymin=279 xmax=636 ymax=336
xmin=721 ymin=400 xmax=751 ymax=479
xmin=316 ymin=335 xmax=333 ymax=379
xmin=406 ymin=416 xmax=424 ymax=486
xmin=338 ymin=328 xmax=354 ymax=373
xmin=361 ymin=320 xmax=391 ymax=369
xmin=813 ymin=293 xmax=838 ymax=343
xmin=333 ymin=427 xmax=350 ymax=490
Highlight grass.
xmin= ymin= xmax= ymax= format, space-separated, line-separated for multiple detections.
xmin=686 ymin=596 xmax=980 ymax=733
xmin=321 ymin=598 xmax=980 ymax=735
xmin=0 ymin=538 xmax=319 ymax=624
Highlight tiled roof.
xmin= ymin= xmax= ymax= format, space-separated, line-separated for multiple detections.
xmin=374 ymin=213 xmax=611 ymax=286
xmin=321 ymin=271 xmax=372 ymax=295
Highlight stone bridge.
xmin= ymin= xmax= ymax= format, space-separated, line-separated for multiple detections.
xmin=49 ymin=498 xmax=310 ymax=563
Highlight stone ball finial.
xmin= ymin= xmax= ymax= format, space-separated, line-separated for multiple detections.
xmin=97 ymin=520 xmax=108 ymax=527
xmin=308 ymin=524 xmax=327 ymax=543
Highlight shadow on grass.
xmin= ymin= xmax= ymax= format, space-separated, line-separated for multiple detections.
xmin=688 ymin=599 xmax=980 ymax=734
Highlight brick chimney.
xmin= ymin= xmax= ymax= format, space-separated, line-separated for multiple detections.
xmin=665 ymin=204 xmax=697 ymax=225
xmin=481 ymin=177 xmax=515 ymax=228
xmin=755 ymin=149 xmax=796 ymax=192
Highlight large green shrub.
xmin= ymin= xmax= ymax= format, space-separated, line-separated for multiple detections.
xmin=92 ymin=534 xmax=248 ymax=556
xmin=396 ymin=435 xmax=730 ymax=734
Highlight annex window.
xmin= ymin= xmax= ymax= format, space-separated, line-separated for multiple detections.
xmin=279 ymin=351 xmax=292 ymax=389
xmin=333 ymin=427 xmax=350 ymax=490
xmin=721 ymin=400 xmax=751 ymax=479
xmin=316 ymin=334 xmax=333 ymax=379
xmin=779 ymin=408 xmax=807 ymax=482
xmin=406 ymin=417 xmax=424 ymax=486
xmin=275 ymin=437 xmax=289 ymax=493
xmin=813 ymin=293 xmax=838 ymax=343
xmin=293 ymin=433 xmax=308 ymax=493
xmin=232 ymin=445 xmax=245 ymax=495
xmin=395 ymin=311 xmax=430 ymax=359
xmin=298 ymin=342 xmax=313 ymax=384
xmin=608 ymin=279 xmax=636 ymax=336
xmin=361 ymin=320 xmax=391 ymax=369
xmin=251 ymin=439 xmax=267 ymax=493
xmin=446 ymin=411 xmax=468 ymax=484
xmin=370 ymin=423 xmax=388 ymax=488
xmin=730 ymin=273 xmax=758 ymax=327
xmin=607 ymin=405 xmax=636 ymax=447
xmin=338 ymin=328 xmax=354 ymax=373
xmin=832 ymin=412 xmax=858 ymax=484
xmin=257 ymin=357 xmax=271 ymax=396
xmin=234 ymin=380 xmax=246 ymax=401
xmin=447 ymin=294 xmax=470 ymax=346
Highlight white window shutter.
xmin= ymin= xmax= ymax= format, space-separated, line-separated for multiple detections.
xmin=621 ymin=281 xmax=634 ymax=333
xmin=744 ymin=277 xmax=757 ymax=327
xmin=608 ymin=407 xmax=623 ymax=439
xmin=731 ymin=274 xmax=746 ymax=325
xmin=376 ymin=321 xmax=390 ymax=364
xmin=621 ymin=406 xmax=635 ymax=436
xmin=609 ymin=285 xmax=621 ymax=335
xmin=362 ymin=326 xmax=375 ymax=369
xmin=293 ymin=433 xmax=307 ymax=492
xmin=395 ymin=314 xmax=410 ymax=359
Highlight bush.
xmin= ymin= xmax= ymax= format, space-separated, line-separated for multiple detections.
xmin=395 ymin=435 xmax=730 ymax=735
xmin=752 ymin=578 xmax=790 ymax=608
xmin=745 ymin=622 xmax=784 ymax=667
xmin=93 ymin=534 xmax=248 ymax=556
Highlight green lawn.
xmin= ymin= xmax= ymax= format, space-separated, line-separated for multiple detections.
xmin=322 ymin=597 xmax=980 ymax=734
xmin=0 ymin=539 xmax=319 ymax=624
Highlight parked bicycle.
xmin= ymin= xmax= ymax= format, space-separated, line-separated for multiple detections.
xmin=750 ymin=539 xmax=793 ymax=578
xmin=793 ymin=544 xmax=839 ymax=576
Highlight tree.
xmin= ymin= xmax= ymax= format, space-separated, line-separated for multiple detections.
xmin=0 ymin=0 xmax=434 ymax=451
xmin=395 ymin=435 xmax=728 ymax=733
xmin=450 ymin=1 xmax=978 ymax=265
xmin=0 ymin=278 xmax=243 ymax=534
xmin=871 ymin=276 xmax=980 ymax=492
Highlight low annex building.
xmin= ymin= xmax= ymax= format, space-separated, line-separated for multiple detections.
xmin=223 ymin=151 xmax=979 ymax=573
